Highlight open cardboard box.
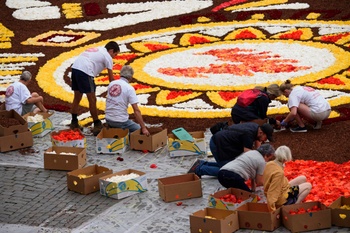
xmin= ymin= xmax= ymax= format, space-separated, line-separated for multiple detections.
xmin=281 ymin=201 xmax=331 ymax=233
xmin=23 ymin=111 xmax=54 ymax=137
xmin=190 ymin=208 xmax=239 ymax=233
xmin=0 ymin=109 xmax=28 ymax=136
xmin=130 ymin=128 xmax=167 ymax=152
xmin=99 ymin=169 xmax=148 ymax=199
xmin=67 ymin=165 xmax=113 ymax=195
xmin=237 ymin=202 xmax=281 ymax=231
xmin=158 ymin=173 xmax=202 ymax=202
xmin=96 ymin=128 xmax=129 ymax=154
xmin=0 ymin=129 xmax=33 ymax=152
xmin=51 ymin=129 xmax=86 ymax=148
xmin=44 ymin=146 xmax=87 ymax=171
xmin=168 ymin=131 xmax=205 ymax=157
xmin=329 ymin=196 xmax=350 ymax=227
xmin=208 ymin=188 xmax=258 ymax=210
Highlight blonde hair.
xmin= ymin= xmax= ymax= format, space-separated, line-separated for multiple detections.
xmin=279 ymin=80 xmax=293 ymax=92
xmin=275 ymin=145 xmax=292 ymax=162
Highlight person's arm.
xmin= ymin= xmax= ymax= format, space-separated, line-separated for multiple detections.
xmin=26 ymin=95 xmax=43 ymax=104
xmin=281 ymin=106 xmax=297 ymax=125
xmin=251 ymin=178 xmax=256 ymax=192
xmin=255 ymin=174 xmax=264 ymax=186
xmin=107 ymin=69 xmax=114 ymax=83
xmin=256 ymin=96 xmax=270 ymax=119
xmin=131 ymin=103 xmax=150 ymax=136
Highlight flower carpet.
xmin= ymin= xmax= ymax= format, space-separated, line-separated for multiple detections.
xmin=1 ymin=0 xmax=350 ymax=211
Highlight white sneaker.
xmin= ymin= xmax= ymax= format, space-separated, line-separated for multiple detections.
xmin=274 ymin=126 xmax=286 ymax=132
xmin=313 ymin=121 xmax=322 ymax=130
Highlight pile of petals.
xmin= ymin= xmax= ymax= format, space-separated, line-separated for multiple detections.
xmin=51 ymin=129 xmax=84 ymax=141
xmin=284 ymin=160 xmax=350 ymax=206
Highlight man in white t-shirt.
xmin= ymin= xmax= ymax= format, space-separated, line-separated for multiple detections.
xmin=5 ymin=71 xmax=48 ymax=115
xmin=279 ymin=80 xmax=331 ymax=132
xmin=70 ymin=41 xmax=120 ymax=136
xmin=105 ymin=65 xmax=150 ymax=136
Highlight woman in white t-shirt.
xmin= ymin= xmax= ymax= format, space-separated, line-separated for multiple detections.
xmin=279 ymin=80 xmax=331 ymax=133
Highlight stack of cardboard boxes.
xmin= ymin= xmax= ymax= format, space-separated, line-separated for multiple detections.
xmin=0 ymin=110 xmax=33 ymax=152
xmin=189 ymin=187 xmax=350 ymax=233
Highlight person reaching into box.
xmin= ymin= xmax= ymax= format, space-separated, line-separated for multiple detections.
xmin=105 ymin=65 xmax=150 ymax=136
xmin=187 ymin=122 xmax=274 ymax=178
xmin=5 ymin=70 xmax=48 ymax=115
xmin=263 ymin=145 xmax=312 ymax=211
xmin=218 ymin=143 xmax=275 ymax=192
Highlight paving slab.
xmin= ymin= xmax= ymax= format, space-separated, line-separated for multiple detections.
xmin=0 ymin=112 xmax=349 ymax=233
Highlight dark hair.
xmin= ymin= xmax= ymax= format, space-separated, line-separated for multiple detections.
xmin=105 ymin=41 xmax=120 ymax=53
xmin=280 ymin=80 xmax=293 ymax=92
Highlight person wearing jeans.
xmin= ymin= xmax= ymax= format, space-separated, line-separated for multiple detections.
xmin=187 ymin=122 xmax=274 ymax=177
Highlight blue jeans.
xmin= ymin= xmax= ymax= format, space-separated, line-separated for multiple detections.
xmin=106 ymin=119 xmax=140 ymax=133
xmin=195 ymin=138 xmax=231 ymax=177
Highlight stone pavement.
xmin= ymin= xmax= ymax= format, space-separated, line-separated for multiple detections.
xmin=0 ymin=111 xmax=349 ymax=233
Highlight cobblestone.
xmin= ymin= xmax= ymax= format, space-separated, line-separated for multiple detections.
xmin=0 ymin=112 xmax=349 ymax=232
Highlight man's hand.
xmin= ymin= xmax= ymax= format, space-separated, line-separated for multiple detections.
xmin=141 ymin=127 xmax=150 ymax=136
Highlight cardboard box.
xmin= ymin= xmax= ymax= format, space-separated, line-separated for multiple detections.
xmin=281 ymin=201 xmax=331 ymax=233
xmin=99 ymin=169 xmax=148 ymax=199
xmin=51 ymin=129 xmax=86 ymax=148
xmin=44 ymin=146 xmax=87 ymax=171
xmin=96 ymin=128 xmax=129 ymax=154
xmin=130 ymin=128 xmax=167 ymax=152
xmin=168 ymin=131 xmax=206 ymax=157
xmin=0 ymin=110 xmax=28 ymax=136
xmin=330 ymin=196 xmax=350 ymax=227
xmin=0 ymin=130 xmax=33 ymax=152
xmin=208 ymin=188 xmax=258 ymax=210
xmin=158 ymin=173 xmax=202 ymax=202
xmin=237 ymin=203 xmax=281 ymax=231
xmin=190 ymin=208 xmax=239 ymax=233
xmin=67 ymin=165 xmax=113 ymax=195
xmin=23 ymin=111 xmax=54 ymax=137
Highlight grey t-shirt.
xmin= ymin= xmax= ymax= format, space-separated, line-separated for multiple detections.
xmin=220 ymin=150 xmax=266 ymax=180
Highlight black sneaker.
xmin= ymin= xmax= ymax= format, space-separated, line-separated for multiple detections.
xmin=187 ymin=159 xmax=201 ymax=174
xmin=92 ymin=120 xmax=103 ymax=136
xmin=290 ymin=126 xmax=307 ymax=133
xmin=69 ymin=121 xmax=82 ymax=130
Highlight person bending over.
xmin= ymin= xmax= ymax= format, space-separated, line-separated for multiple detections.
xmin=279 ymin=80 xmax=331 ymax=132
xmin=187 ymin=122 xmax=274 ymax=178
xmin=218 ymin=143 xmax=275 ymax=192
xmin=70 ymin=41 xmax=120 ymax=136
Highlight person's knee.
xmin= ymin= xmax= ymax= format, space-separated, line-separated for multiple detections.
xmin=305 ymin=182 xmax=312 ymax=192
xmin=300 ymin=175 xmax=307 ymax=182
